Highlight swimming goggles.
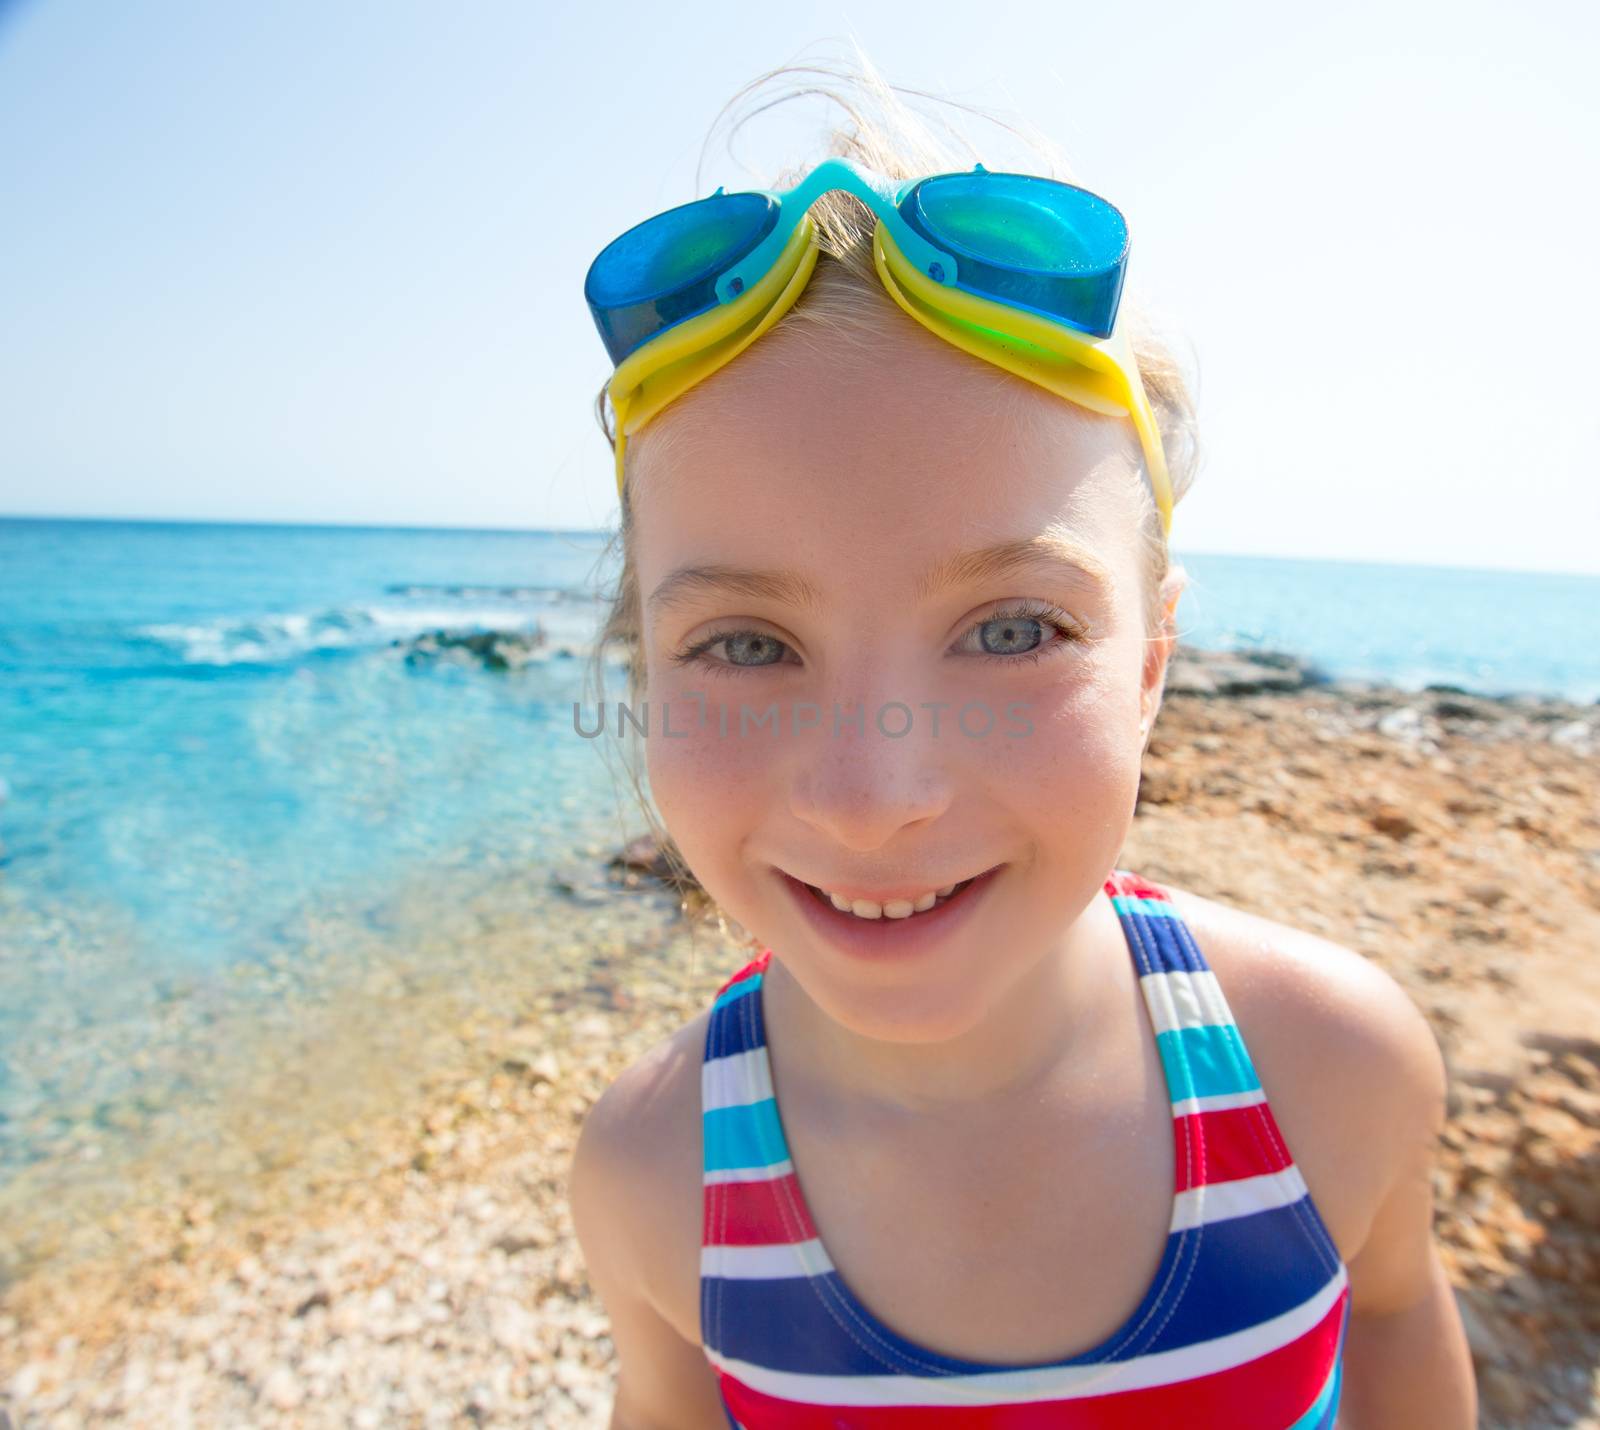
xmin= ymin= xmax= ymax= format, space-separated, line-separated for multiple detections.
xmin=584 ymin=157 xmax=1174 ymax=537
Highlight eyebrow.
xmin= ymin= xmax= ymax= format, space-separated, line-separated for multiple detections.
xmin=646 ymin=533 xmax=1113 ymax=617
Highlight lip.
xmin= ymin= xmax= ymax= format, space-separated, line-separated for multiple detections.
xmin=773 ymin=863 xmax=1005 ymax=961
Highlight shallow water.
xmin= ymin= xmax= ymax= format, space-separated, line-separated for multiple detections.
xmin=0 ymin=519 xmax=662 ymax=1279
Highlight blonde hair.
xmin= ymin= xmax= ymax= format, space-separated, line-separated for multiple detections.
xmin=583 ymin=48 xmax=1203 ymax=946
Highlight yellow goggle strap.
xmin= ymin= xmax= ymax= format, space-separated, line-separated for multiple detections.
xmin=872 ymin=223 xmax=1173 ymax=538
xmin=607 ymin=212 xmax=1173 ymax=540
xmin=608 ymin=216 xmax=821 ymax=497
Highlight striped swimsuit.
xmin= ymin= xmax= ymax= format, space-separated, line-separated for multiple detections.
xmin=699 ymin=869 xmax=1351 ymax=1428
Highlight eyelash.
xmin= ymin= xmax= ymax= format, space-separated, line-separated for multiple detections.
xmin=670 ymin=600 xmax=1086 ymax=678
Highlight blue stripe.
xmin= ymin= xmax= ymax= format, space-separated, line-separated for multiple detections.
xmin=1156 ymin=1022 xmax=1262 ymax=1102
xmin=1136 ymin=1200 xmax=1338 ymax=1356
xmin=703 ymin=1097 xmax=787 ymax=1173
xmin=705 ymin=1271 xmax=875 ymax=1374
xmin=706 ymin=1000 xmax=767 ymax=1061
xmin=704 ymin=1231 xmax=1186 ymax=1374
xmin=706 ymin=1018 xmax=762 ymax=1062
xmin=1110 ymin=892 xmax=1208 ymax=976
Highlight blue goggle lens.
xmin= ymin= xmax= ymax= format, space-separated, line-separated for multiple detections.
xmin=901 ymin=172 xmax=1129 ymax=338
xmin=585 ymin=191 xmax=779 ymax=365
xmin=585 ymin=168 xmax=1134 ymax=366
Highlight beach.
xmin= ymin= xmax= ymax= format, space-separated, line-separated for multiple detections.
xmin=1 ymin=645 xmax=1597 ymax=1428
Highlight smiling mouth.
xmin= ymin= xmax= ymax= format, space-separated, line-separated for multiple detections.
xmin=779 ymin=863 xmax=1003 ymax=922
xmin=802 ymin=877 xmax=976 ymax=919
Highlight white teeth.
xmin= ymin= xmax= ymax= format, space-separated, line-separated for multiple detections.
xmin=813 ymin=880 xmax=968 ymax=920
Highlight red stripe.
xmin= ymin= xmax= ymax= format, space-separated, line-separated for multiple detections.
xmin=705 ymin=1172 xmax=819 ymax=1245
xmin=715 ymin=1284 xmax=1348 ymax=1429
xmin=1248 ymin=1096 xmax=1304 ymax=1174
xmin=716 ymin=949 xmax=773 ymax=998
xmin=1178 ymin=1104 xmax=1296 ymax=1192
xmin=1109 ymin=870 xmax=1171 ymax=904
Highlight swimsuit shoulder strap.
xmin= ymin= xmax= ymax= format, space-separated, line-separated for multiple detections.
xmin=1104 ymin=867 xmax=1260 ymax=1091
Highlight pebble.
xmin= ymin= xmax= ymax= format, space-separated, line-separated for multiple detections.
xmin=259 ymin=1365 xmax=304 ymax=1410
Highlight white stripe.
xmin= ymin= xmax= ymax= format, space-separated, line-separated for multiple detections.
xmin=1136 ymin=968 xmax=1238 ymax=1037
xmin=703 ymin=1158 xmax=793 ymax=1186
xmin=705 ymin=1261 xmax=1349 ymax=1406
xmin=1169 ymin=1086 xmax=1267 ymax=1118
xmin=1171 ymin=1164 xmax=1311 ymax=1232
xmin=702 ymin=1048 xmax=773 ymax=1111
xmin=701 ymin=1238 xmax=836 ymax=1279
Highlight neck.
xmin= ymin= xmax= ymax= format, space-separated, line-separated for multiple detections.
xmin=760 ymin=886 xmax=1120 ymax=1116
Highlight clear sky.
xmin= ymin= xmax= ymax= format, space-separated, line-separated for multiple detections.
xmin=1 ymin=0 xmax=1595 ymax=573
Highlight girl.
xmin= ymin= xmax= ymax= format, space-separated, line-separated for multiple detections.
xmin=569 ymin=64 xmax=1476 ymax=1430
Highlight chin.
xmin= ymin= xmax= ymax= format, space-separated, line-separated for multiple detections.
xmin=785 ymin=960 xmax=1005 ymax=1045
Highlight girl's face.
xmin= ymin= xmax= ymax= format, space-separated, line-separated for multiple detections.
xmin=632 ymin=300 xmax=1173 ymax=1044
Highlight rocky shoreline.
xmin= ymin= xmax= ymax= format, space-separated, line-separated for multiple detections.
xmin=1 ymin=646 xmax=1596 ymax=1427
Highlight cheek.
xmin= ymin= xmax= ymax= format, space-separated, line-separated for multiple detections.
xmin=642 ymin=684 xmax=776 ymax=872
xmin=983 ymin=661 xmax=1145 ymax=831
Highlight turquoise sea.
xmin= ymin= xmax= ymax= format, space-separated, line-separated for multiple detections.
xmin=0 ymin=516 xmax=1595 ymax=1277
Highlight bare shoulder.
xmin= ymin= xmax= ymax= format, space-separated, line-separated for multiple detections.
xmin=568 ymin=1006 xmax=710 ymax=1343
xmin=568 ymin=1006 xmax=735 ymax=1423
xmin=1151 ymin=879 xmax=1449 ymax=1262
xmin=1153 ymin=880 xmax=1445 ymax=1073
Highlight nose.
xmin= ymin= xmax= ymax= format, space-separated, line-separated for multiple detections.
xmin=785 ymin=695 xmax=956 ymax=851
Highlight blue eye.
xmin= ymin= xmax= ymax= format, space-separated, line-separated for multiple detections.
xmin=672 ymin=601 xmax=1084 ymax=677
xmin=958 ymin=601 xmax=1085 ymax=663
xmin=977 ymin=613 xmax=1045 ymax=656
xmin=672 ymin=627 xmax=795 ymax=678
xmin=718 ymin=632 xmax=788 ymax=668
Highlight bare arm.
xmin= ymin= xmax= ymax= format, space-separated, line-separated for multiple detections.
xmin=1336 ymin=970 xmax=1477 ymax=1429
xmin=568 ymin=1050 xmax=731 ymax=1430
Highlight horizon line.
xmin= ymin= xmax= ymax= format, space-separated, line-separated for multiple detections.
xmin=0 ymin=511 xmax=1595 ymax=582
